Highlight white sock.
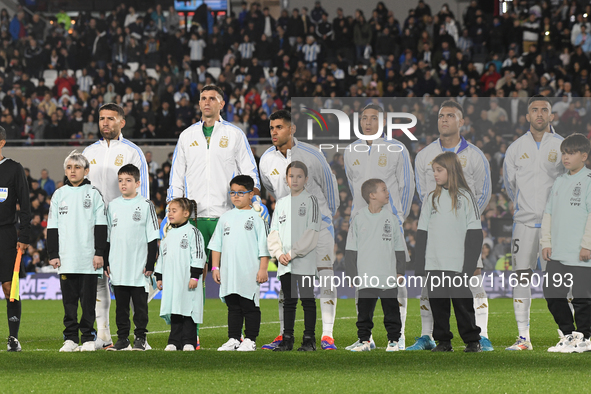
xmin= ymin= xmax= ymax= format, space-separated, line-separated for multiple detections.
xmin=96 ymin=275 xmax=112 ymax=343
xmin=319 ymin=269 xmax=336 ymax=338
xmin=513 ymin=283 xmax=531 ymax=341
xmin=567 ymin=287 xmax=574 ymax=316
xmin=420 ymin=282 xmax=433 ymax=339
xmin=397 ymin=285 xmax=407 ymax=339
xmin=278 ymin=289 xmax=285 ymax=336
xmin=470 ymin=274 xmax=489 ymax=339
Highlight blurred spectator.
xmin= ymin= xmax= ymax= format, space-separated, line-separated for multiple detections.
xmin=38 ymin=169 xmax=55 ymax=196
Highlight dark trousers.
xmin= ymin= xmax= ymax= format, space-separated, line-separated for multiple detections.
xmin=427 ymin=271 xmax=481 ymax=344
xmin=544 ymin=260 xmax=591 ymax=339
xmin=280 ymin=273 xmax=316 ymax=337
xmin=357 ymin=287 xmax=401 ymax=342
xmin=113 ymin=286 xmax=148 ymax=340
xmin=60 ymin=273 xmax=98 ymax=343
xmin=0 ymin=224 xmax=17 ymax=283
xmin=225 ymin=293 xmax=261 ymax=341
xmin=169 ymin=314 xmax=197 ymax=348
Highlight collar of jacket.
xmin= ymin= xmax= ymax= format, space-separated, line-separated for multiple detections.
xmin=99 ymin=133 xmax=124 ymax=144
xmin=64 ymin=178 xmax=91 ymax=187
xmin=438 ymin=136 xmax=469 ymax=154
xmin=171 ymin=220 xmax=189 ymax=229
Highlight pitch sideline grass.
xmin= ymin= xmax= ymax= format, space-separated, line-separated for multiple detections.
xmin=1 ymin=298 xmax=590 ymax=392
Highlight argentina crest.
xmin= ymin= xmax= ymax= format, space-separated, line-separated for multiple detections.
xmin=383 ymin=219 xmax=391 ymax=234
xmin=573 ymin=183 xmax=581 ymax=198
xmin=382 ymin=219 xmax=392 ymax=241
xmin=548 ymin=149 xmax=557 ymax=163
xmin=299 ymin=202 xmax=306 ymax=216
xmin=219 ymin=135 xmax=229 ymax=148
xmin=244 ymin=216 xmax=254 ymax=231
xmin=180 ymin=235 xmax=188 ymax=249
xmin=83 ymin=193 xmax=91 ymax=209
xmin=132 ymin=207 xmax=142 ymax=222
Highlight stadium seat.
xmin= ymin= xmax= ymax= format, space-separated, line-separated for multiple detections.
xmin=30 ymin=78 xmax=39 ymax=87
xmin=146 ymin=68 xmax=160 ymax=80
xmin=124 ymin=69 xmax=134 ymax=80
xmin=128 ymin=62 xmax=139 ymax=73
xmin=75 ymin=69 xmax=82 ymax=79
xmin=474 ymin=63 xmax=484 ymax=75
xmin=43 ymin=69 xmax=58 ymax=88
xmin=207 ymin=67 xmax=221 ymax=80
xmin=67 ymin=69 xmax=74 ymax=77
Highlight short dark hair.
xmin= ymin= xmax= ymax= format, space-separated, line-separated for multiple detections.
xmin=0 ymin=125 xmax=5 ymax=141
xmin=99 ymin=103 xmax=124 ymax=118
xmin=270 ymin=109 xmax=291 ymax=123
xmin=230 ymin=174 xmax=254 ymax=191
xmin=201 ymin=85 xmax=225 ymax=101
xmin=118 ymin=164 xmax=140 ymax=182
xmin=286 ymin=160 xmax=308 ymax=177
xmin=361 ymin=104 xmax=383 ymax=114
xmin=527 ymin=94 xmax=553 ymax=109
xmin=440 ymin=100 xmax=464 ymax=118
xmin=560 ymin=133 xmax=591 ymax=155
xmin=361 ymin=178 xmax=386 ymax=204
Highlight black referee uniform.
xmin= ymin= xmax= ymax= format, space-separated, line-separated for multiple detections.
xmin=0 ymin=156 xmax=31 ymax=349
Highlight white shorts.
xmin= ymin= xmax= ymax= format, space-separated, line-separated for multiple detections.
xmin=316 ymin=228 xmax=335 ymax=269
xmin=511 ymin=222 xmax=543 ymax=271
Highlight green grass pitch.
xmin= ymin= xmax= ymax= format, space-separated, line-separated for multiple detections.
xmin=1 ymin=298 xmax=591 ymax=392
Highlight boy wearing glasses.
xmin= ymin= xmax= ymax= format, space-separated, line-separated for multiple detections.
xmin=209 ymin=175 xmax=271 ymax=351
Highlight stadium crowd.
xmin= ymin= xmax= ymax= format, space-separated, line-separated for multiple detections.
xmin=7 ymin=0 xmax=591 ymax=274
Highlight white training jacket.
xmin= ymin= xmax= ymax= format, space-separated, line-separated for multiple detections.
xmin=503 ymin=128 xmax=565 ymax=227
xmin=259 ymin=137 xmax=339 ymax=234
xmin=167 ymin=118 xmax=260 ymax=218
xmin=343 ymin=137 xmax=414 ymax=221
xmin=83 ymin=134 xmax=150 ymax=204
xmin=415 ymin=136 xmax=491 ymax=215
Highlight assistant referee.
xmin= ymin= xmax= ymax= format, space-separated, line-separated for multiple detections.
xmin=0 ymin=126 xmax=31 ymax=352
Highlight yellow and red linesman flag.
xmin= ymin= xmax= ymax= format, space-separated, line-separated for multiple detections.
xmin=9 ymin=249 xmax=22 ymax=302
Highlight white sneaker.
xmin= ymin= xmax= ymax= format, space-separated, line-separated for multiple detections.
xmin=505 ymin=336 xmax=533 ymax=351
xmin=345 ymin=339 xmax=361 ymax=351
xmin=59 ymin=340 xmax=80 ymax=352
xmin=386 ymin=341 xmax=399 ymax=352
xmin=237 ymin=338 xmax=256 ymax=351
xmin=548 ymin=330 xmax=568 ymax=353
xmin=561 ymin=332 xmax=585 ymax=353
xmin=164 ymin=344 xmax=177 ymax=351
xmin=573 ymin=334 xmax=591 ymax=353
xmin=80 ymin=341 xmax=95 ymax=352
xmin=94 ymin=338 xmax=113 ymax=350
xmin=183 ymin=344 xmax=195 ymax=351
xmin=398 ymin=335 xmax=405 ymax=350
xmin=217 ymin=338 xmax=241 ymax=351
xmin=350 ymin=341 xmax=372 ymax=352
xmin=346 ymin=337 xmax=377 ymax=351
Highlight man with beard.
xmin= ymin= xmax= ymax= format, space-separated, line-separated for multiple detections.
xmin=82 ymin=103 xmax=149 ymax=350
xmin=504 ymin=95 xmax=565 ymax=351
